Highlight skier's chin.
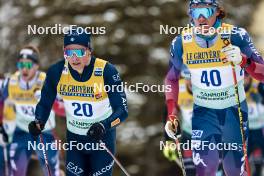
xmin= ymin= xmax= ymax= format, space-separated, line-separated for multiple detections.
xmin=71 ymin=63 xmax=83 ymax=70
xmin=72 ymin=63 xmax=81 ymax=66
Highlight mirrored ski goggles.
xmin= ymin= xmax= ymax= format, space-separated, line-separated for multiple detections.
xmin=64 ymin=48 xmax=86 ymax=58
xmin=190 ymin=7 xmax=217 ymax=19
xmin=17 ymin=62 xmax=34 ymax=70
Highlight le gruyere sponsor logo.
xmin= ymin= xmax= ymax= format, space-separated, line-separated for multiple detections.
xmin=186 ymin=50 xmax=221 ymax=65
xmin=59 ymin=84 xmax=95 ymax=97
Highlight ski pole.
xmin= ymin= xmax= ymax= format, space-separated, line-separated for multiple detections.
xmin=3 ymin=145 xmax=8 ymax=176
xmin=39 ymin=134 xmax=52 ymax=176
xmin=222 ymin=39 xmax=251 ymax=175
xmin=230 ymin=63 xmax=251 ymax=175
xmin=99 ymin=140 xmax=131 ymax=176
xmin=174 ymin=155 xmax=184 ymax=168
xmin=47 ymin=118 xmax=65 ymax=160
xmin=174 ymin=135 xmax=186 ymax=176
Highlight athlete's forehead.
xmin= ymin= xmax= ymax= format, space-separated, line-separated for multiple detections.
xmin=17 ymin=58 xmax=34 ymax=63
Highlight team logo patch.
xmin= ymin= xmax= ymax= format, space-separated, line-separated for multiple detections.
xmin=94 ymin=68 xmax=103 ymax=76
xmin=112 ymin=74 xmax=121 ymax=82
xmin=220 ymin=33 xmax=230 ymax=40
xmin=66 ymin=162 xmax=84 ymax=176
xmin=183 ymin=34 xmax=192 ymax=43
xmin=192 ymin=130 xmax=203 ymax=138
xmin=70 ymin=37 xmax=75 ymax=42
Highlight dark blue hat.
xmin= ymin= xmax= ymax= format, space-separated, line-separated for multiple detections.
xmin=64 ymin=27 xmax=91 ymax=48
xmin=18 ymin=47 xmax=39 ymax=63
xmin=189 ymin=0 xmax=219 ymax=7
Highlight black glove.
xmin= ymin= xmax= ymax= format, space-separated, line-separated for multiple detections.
xmin=28 ymin=120 xmax=44 ymax=137
xmin=0 ymin=124 xmax=8 ymax=144
xmin=87 ymin=123 xmax=105 ymax=140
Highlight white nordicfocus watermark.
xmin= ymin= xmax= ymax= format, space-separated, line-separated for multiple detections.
xmin=27 ymin=24 xmax=106 ymax=35
xmin=160 ymin=140 xmax=243 ymax=151
xmin=93 ymin=82 xmax=172 ymax=93
xmin=28 ymin=140 xmax=105 ymax=151
xmin=160 ymin=24 xmax=244 ymax=36
xmin=58 ymin=82 xmax=172 ymax=95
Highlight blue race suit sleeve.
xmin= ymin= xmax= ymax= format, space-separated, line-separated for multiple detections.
xmin=166 ymin=35 xmax=183 ymax=100
xmin=165 ymin=35 xmax=183 ymax=118
xmin=35 ymin=60 xmax=64 ymax=124
xmin=231 ymin=27 xmax=264 ymax=64
xmin=169 ymin=35 xmax=184 ymax=72
xmin=166 ymin=35 xmax=183 ymax=93
xmin=1 ymin=78 xmax=9 ymax=101
xmin=258 ymin=82 xmax=264 ymax=101
xmin=0 ymin=78 xmax=9 ymax=123
xmin=101 ymin=63 xmax=128 ymax=131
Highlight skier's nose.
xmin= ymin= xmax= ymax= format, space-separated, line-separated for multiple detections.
xmin=198 ymin=15 xmax=207 ymax=23
xmin=72 ymin=54 xmax=79 ymax=62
